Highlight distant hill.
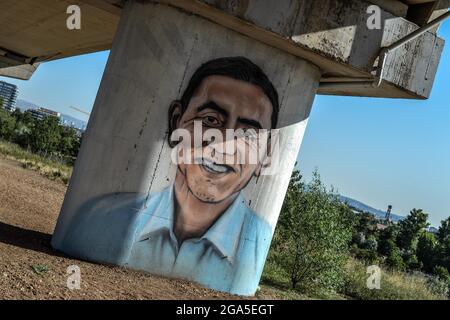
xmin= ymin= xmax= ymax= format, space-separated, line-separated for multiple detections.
xmin=15 ymin=99 xmax=39 ymax=111
xmin=339 ymin=195 xmax=405 ymax=222
xmin=16 ymin=99 xmax=87 ymax=131
xmin=60 ymin=114 xmax=87 ymax=131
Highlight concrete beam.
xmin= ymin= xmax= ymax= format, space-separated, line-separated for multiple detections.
xmin=168 ymin=0 xmax=444 ymax=99
xmin=0 ymin=0 xmax=119 ymax=63
xmin=0 ymin=63 xmax=40 ymax=80
xmin=368 ymin=0 xmax=409 ymax=17
xmin=0 ymin=0 xmax=446 ymax=99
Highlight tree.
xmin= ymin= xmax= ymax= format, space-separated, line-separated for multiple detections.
xmin=397 ymin=208 xmax=429 ymax=252
xmin=355 ymin=212 xmax=377 ymax=236
xmin=11 ymin=109 xmax=34 ymax=125
xmin=0 ymin=107 xmax=16 ymax=140
xmin=435 ymin=218 xmax=450 ymax=272
xmin=437 ymin=237 xmax=450 ymax=271
xmin=384 ymin=240 xmax=406 ymax=271
xmin=28 ymin=115 xmax=62 ymax=155
xmin=363 ymin=235 xmax=378 ymax=251
xmin=377 ymin=225 xmax=398 ymax=256
xmin=437 ymin=217 xmax=450 ymax=243
xmin=270 ymin=170 xmax=355 ymax=294
xmin=58 ymin=126 xmax=81 ymax=164
xmin=433 ymin=265 xmax=450 ymax=281
xmin=416 ymin=231 xmax=438 ymax=273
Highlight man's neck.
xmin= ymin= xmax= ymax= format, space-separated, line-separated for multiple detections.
xmin=173 ymin=174 xmax=237 ymax=244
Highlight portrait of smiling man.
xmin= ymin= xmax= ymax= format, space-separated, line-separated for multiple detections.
xmin=61 ymin=57 xmax=280 ymax=295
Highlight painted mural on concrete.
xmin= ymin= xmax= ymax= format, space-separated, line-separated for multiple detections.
xmin=60 ymin=57 xmax=280 ymax=295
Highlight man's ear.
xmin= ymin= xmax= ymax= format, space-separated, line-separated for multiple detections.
xmin=168 ymin=101 xmax=183 ymax=148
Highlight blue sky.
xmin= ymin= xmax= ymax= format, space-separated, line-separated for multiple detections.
xmin=299 ymin=22 xmax=450 ymax=227
xmin=1 ymin=22 xmax=449 ymax=226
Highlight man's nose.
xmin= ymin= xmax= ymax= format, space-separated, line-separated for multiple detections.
xmin=203 ymin=137 xmax=237 ymax=156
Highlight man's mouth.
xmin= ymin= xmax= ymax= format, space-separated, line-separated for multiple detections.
xmin=200 ymin=158 xmax=234 ymax=174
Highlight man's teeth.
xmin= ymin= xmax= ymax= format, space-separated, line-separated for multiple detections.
xmin=202 ymin=159 xmax=230 ymax=174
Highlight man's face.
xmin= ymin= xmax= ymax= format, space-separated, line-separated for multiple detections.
xmin=173 ymin=75 xmax=273 ymax=203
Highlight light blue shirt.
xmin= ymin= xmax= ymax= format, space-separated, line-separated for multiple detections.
xmin=61 ymin=187 xmax=273 ymax=296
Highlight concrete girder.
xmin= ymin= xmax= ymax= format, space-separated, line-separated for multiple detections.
xmin=0 ymin=0 xmax=448 ymax=97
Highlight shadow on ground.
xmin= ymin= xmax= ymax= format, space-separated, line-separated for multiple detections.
xmin=0 ymin=222 xmax=65 ymax=258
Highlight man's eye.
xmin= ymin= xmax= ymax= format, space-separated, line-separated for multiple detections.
xmin=203 ymin=116 xmax=221 ymax=126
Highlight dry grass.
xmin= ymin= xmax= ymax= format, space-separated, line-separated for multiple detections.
xmin=342 ymin=258 xmax=447 ymax=300
xmin=0 ymin=140 xmax=72 ymax=184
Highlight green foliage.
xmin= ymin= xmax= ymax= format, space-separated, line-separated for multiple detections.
xmin=58 ymin=126 xmax=81 ymax=165
xmin=417 ymin=232 xmax=438 ymax=273
xmin=0 ymin=107 xmax=16 ymax=140
xmin=268 ymin=170 xmax=355 ymax=295
xmin=0 ymin=109 xmax=82 ymax=166
xmin=426 ymin=276 xmax=449 ymax=298
xmin=385 ymin=241 xmax=406 ymax=271
xmin=436 ymin=218 xmax=450 ymax=271
xmin=433 ymin=265 xmax=450 ymax=281
xmin=403 ymin=252 xmax=422 ymax=271
xmin=350 ymin=245 xmax=379 ymax=265
xmin=377 ymin=225 xmax=399 ymax=256
xmin=31 ymin=264 xmax=49 ymax=276
xmin=437 ymin=217 xmax=450 ymax=243
xmin=397 ymin=208 xmax=429 ymax=251
xmin=355 ymin=212 xmax=377 ymax=237
xmin=363 ymin=235 xmax=378 ymax=251
xmin=263 ymin=169 xmax=450 ymax=300
xmin=437 ymin=237 xmax=450 ymax=271
xmin=28 ymin=115 xmax=62 ymax=154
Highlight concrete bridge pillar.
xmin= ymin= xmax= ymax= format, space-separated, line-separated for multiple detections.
xmin=51 ymin=0 xmax=446 ymax=295
xmin=52 ymin=0 xmax=319 ymax=295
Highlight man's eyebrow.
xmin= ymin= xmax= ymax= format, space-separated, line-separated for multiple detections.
xmin=197 ymin=101 xmax=228 ymax=118
xmin=237 ymin=117 xmax=263 ymax=129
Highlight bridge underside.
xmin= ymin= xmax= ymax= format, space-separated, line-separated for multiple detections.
xmin=0 ymin=0 xmax=448 ymax=99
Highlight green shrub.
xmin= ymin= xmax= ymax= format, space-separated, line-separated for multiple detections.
xmin=351 ymin=246 xmax=379 ymax=265
xmin=0 ymin=108 xmax=16 ymax=140
xmin=268 ymin=170 xmax=355 ymax=296
xmin=426 ymin=276 xmax=449 ymax=298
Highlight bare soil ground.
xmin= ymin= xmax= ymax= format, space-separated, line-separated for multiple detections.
xmin=0 ymin=157 xmax=277 ymax=300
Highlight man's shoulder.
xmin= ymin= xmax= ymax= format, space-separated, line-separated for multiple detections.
xmin=60 ymin=192 xmax=153 ymax=264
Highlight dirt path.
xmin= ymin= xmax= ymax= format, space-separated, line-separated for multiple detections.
xmin=0 ymin=157 xmax=252 ymax=300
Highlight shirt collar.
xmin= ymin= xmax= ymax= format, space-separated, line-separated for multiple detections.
xmin=137 ymin=186 xmax=247 ymax=264
xmin=197 ymin=192 xmax=246 ymax=264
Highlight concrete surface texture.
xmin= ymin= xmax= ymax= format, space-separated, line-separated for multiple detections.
xmin=0 ymin=0 xmax=448 ymax=98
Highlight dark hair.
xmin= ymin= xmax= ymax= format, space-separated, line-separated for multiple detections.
xmin=180 ymin=57 xmax=279 ymax=128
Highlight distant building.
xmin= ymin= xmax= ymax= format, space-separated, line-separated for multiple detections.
xmin=27 ymin=107 xmax=61 ymax=120
xmin=376 ymin=223 xmax=388 ymax=231
xmin=385 ymin=205 xmax=393 ymax=224
xmin=0 ymin=80 xmax=18 ymax=111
